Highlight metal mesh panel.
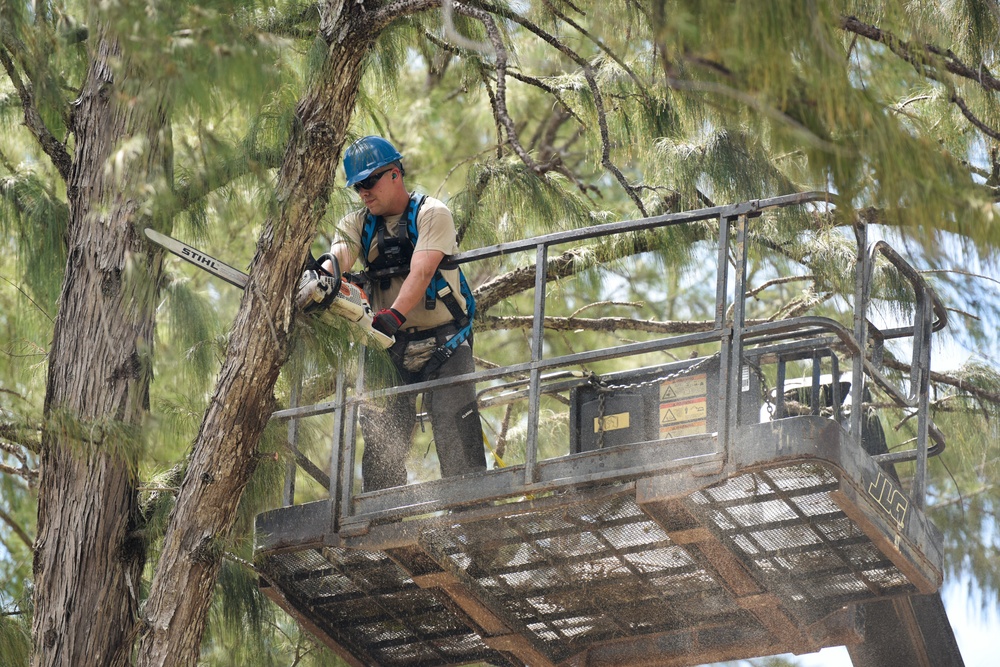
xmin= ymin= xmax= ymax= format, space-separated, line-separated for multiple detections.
xmin=259 ymin=547 xmax=516 ymax=667
xmin=686 ymin=464 xmax=920 ymax=624
xmin=421 ymin=493 xmax=755 ymax=663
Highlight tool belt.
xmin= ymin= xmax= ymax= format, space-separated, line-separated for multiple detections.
xmin=391 ymin=323 xmax=465 ymax=376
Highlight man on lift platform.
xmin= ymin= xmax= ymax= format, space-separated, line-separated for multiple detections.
xmin=322 ymin=136 xmax=487 ymax=492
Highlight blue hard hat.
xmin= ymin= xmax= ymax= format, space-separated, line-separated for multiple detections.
xmin=343 ymin=136 xmax=403 ymax=187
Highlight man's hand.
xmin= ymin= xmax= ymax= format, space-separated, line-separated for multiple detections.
xmin=373 ymin=308 xmax=406 ymax=336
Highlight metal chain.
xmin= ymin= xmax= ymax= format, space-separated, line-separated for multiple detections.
xmin=590 ymin=352 xmax=721 ymax=394
xmin=589 ymin=352 xmax=722 ymax=448
xmin=596 ymin=389 xmax=607 ymax=450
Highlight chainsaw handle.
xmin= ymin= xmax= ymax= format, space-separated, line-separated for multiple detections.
xmin=316 ymin=253 xmax=340 ymax=279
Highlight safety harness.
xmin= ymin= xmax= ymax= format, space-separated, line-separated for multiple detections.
xmin=359 ymin=193 xmax=476 ymax=372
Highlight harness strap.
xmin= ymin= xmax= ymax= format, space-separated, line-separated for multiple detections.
xmin=359 ymin=193 xmax=476 ymax=367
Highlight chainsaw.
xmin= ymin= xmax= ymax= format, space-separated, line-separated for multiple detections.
xmin=143 ymin=228 xmax=394 ymax=348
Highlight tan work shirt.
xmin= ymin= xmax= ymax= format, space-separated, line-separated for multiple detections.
xmin=334 ymin=195 xmax=466 ymax=331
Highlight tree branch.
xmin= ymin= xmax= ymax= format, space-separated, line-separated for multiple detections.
xmin=0 ymin=45 xmax=72 ymax=181
xmin=0 ymin=438 xmax=31 ymax=466
xmin=466 ymin=0 xmax=649 ymax=214
xmin=1 ymin=421 xmax=42 ymax=454
xmin=541 ymin=0 xmax=651 ymax=101
xmin=474 ymin=245 xmax=595 ymax=314
xmin=950 ymin=94 xmax=1000 ymax=141
xmin=478 ymin=314 xmax=723 ymax=334
xmin=0 ymin=458 xmax=38 ymax=485
xmin=453 ymin=4 xmax=541 ymax=174
xmin=0 ymin=506 xmax=34 ymax=550
xmin=839 ymin=15 xmax=1000 ymax=93
xmin=882 ymin=356 xmax=1000 ymax=409
xmin=921 ymin=268 xmax=1000 ymax=287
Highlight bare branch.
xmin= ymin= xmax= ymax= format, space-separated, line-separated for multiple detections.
xmin=839 ymin=15 xmax=1000 ymax=93
xmin=453 ymin=4 xmax=540 ymax=174
xmin=474 ymin=246 xmax=594 ymax=314
xmin=0 ymin=439 xmax=31 ymax=467
xmin=442 ymin=0 xmax=494 ymax=54
xmin=0 ymin=459 xmax=37 ymax=485
xmin=570 ymin=300 xmax=644 ymax=317
xmin=946 ymin=306 xmax=981 ymax=323
xmin=467 ymin=0 xmax=649 ymax=214
xmin=223 ymin=550 xmax=279 ymax=590
xmin=474 ymin=220 xmax=718 ymax=315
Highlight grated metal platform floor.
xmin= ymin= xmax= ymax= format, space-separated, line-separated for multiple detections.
xmin=257 ymin=419 xmax=942 ymax=667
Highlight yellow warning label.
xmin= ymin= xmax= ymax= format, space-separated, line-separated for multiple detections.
xmin=593 ymin=412 xmax=631 ymax=433
xmin=659 ymin=396 xmax=707 ymax=426
xmin=659 ymin=373 xmax=707 ymax=402
xmin=660 ymin=419 xmax=707 ymax=439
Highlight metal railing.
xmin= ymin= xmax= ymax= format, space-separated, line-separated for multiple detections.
xmin=271 ymin=191 xmax=948 ymax=520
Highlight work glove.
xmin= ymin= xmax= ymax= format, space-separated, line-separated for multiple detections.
xmin=373 ymin=308 xmax=406 ymax=336
xmin=296 ymin=254 xmax=341 ymax=313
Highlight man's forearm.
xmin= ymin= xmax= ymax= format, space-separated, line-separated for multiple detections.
xmin=391 ymin=250 xmax=443 ymax=316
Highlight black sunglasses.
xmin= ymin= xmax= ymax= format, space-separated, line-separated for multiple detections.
xmin=352 ymin=168 xmax=393 ymax=192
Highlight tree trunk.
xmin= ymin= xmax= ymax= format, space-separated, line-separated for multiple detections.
xmin=32 ymin=33 xmax=167 ymax=667
xmin=135 ymin=9 xmax=376 ymax=666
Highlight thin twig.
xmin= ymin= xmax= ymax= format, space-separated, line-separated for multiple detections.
xmin=746 ymin=274 xmax=815 ymax=299
xmin=570 ymin=300 xmax=644 ymax=317
xmin=0 ymin=275 xmax=54 ymax=323
xmin=921 ymin=268 xmax=1000 ymax=287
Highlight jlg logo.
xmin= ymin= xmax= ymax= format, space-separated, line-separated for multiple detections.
xmin=867 ymin=471 xmax=909 ymax=529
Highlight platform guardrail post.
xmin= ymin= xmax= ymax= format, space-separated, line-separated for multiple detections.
xmin=525 ymin=243 xmax=548 ymax=484
xmin=283 ymin=372 xmax=300 ymax=507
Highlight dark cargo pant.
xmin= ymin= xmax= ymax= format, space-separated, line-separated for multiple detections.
xmin=359 ymin=333 xmax=486 ymax=492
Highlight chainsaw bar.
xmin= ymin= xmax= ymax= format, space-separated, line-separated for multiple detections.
xmin=144 ymin=228 xmax=249 ymax=289
xmin=144 ymin=227 xmax=395 ymax=348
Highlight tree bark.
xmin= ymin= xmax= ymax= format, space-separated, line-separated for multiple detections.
xmin=32 ymin=32 xmax=167 ymax=667
xmin=134 ymin=6 xmax=377 ymax=666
